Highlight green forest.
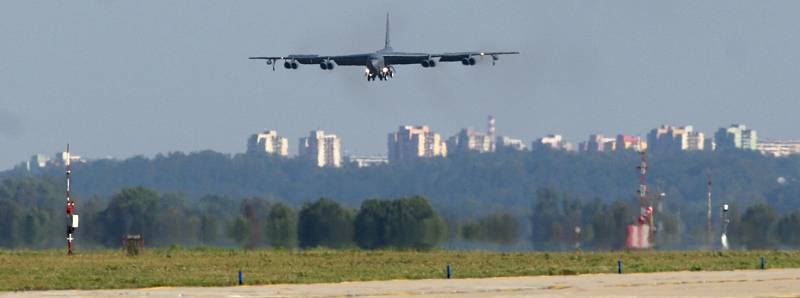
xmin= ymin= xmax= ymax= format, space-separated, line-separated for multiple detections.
xmin=1 ymin=149 xmax=799 ymax=250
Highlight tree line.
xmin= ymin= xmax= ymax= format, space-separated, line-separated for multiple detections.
xmin=7 ymin=149 xmax=799 ymax=225
xmin=2 ymin=176 xmax=799 ymax=250
xmin=0 ymin=178 xmax=447 ymax=250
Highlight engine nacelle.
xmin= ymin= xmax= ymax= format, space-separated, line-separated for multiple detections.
xmin=320 ymin=60 xmax=334 ymax=70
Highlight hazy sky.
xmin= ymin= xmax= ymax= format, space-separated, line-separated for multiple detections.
xmin=2 ymin=1 xmax=800 ymax=169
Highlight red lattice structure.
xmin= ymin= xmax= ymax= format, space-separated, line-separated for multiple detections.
xmin=628 ymin=150 xmax=654 ymax=249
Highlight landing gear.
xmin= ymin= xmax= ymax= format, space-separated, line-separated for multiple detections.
xmin=365 ymin=66 xmax=394 ymax=82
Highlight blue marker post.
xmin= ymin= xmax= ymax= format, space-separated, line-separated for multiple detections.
xmin=617 ymin=259 xmax=623 ymax=274
xmin=446 ymin=264 xmax=452 ymax=279
xmin=760 ymin=256 xmax=766 ymax=270
xmin=238 ymin=270 xmax=244 ymax=285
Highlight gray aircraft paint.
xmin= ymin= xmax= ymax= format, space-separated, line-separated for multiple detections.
xmin=248 ymin=13 xmax=518 ymax=81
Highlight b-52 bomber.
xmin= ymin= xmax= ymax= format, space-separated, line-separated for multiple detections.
xmin=249 ymin=14 xmax=519 ymax=81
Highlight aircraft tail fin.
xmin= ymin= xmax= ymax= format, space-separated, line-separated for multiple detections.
xmin=384 ymin=13 xmax=391 ymax=50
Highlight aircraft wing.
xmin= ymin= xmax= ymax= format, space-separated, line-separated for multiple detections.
xmin=383 ymin=53 xmax=432 ymax=65
xmin=249 ymin=55 xmax=324 ymax=64
xmin=434 ymin=51 xmax=520 ymax=62
xmin=382 ymin=51 xmax=520 ymax=65
xmin=248 ymin=54 xmax=371 ymax=66
xmin=328 ymin=54 xmax=371 ymax=66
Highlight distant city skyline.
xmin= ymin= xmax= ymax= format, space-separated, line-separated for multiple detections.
xmin=19 ymin=119 xmax=800 ymax=172
xmin=4 ymin=1 xmax=800 ymax=170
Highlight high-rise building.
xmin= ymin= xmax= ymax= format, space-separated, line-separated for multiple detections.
xmin=247 ymin=130 xmax=289 ymax=156
xmin=757 ymin=140 xmax=800 ymax=157
xmin=496 ymin=136 xmax=527 ymax=151
xmin=299 ymin=130 xmax=342 ymax=168
xmin=532 ymin=134 xmax=572 ymax=151
xmin=685 ymin=131 xmax=705 ymax=151
xmin=616 ymin=134 xmax=647 ymax=151
xmin=582 ymin=134 xmax=616 ymax=152
xmin=447 ymin=128 xmax=493 ymax=153
xmin=388 ymin=125 xmax=447 ymax=163
xmin=715 ymin=124 xmax=758 ymax=151
xmin=647 ymin=125 xmax=704 ymax=152
xmin=448 ymin=116 xmax=497 ymax=154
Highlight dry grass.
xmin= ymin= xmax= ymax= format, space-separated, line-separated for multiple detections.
xmin=1 ymin=248 xmax=798 ymax=291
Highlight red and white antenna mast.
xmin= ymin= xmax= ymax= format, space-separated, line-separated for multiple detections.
xmin=638 ymin=151 xmax=648 ymax=215
xmin=627 ymin=150 xmax=656 ymax=249
xmin=707 ymin=175 xmax=713 ymax=250
xmin=65 ymin=144 xmax=79 ymax=255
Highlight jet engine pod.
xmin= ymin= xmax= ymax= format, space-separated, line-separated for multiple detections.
xmin=284 ymin=61 xmax=292 ymax=69
xmin=320 ymin=60 xmax=334 ymax=70
xmin=291 ymin=61 xmax=299 ymax=69
xmin=428 ymin=59 xmax=436 ymax=67
xmin=421 ymin=60 xmax=430 ymax=68
xmin=468 ymin=57 xmax=476 ymax=65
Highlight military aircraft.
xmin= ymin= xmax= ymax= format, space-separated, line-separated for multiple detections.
xmin=249 ymin=14 xmax=519 ymax=81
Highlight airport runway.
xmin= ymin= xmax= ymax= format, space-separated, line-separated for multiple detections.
xmin=4 ymin=268 xmax=800 ymax=297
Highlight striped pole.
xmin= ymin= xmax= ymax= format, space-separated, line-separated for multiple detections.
xmin=65 ymin=144 xmax=76 ymax=256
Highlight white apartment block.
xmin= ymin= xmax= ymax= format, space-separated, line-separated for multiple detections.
xmin=715 ymin=124 xmax=758 ymax=151
xmin=447 ymin=128 xmax=494 ymax=153
xmin=496 ymin=136 xmax=527 ymax=151
xmin=616 ymin=135 xmax=647 ymax=152
xmin=299 ymin=130 xmax=342 ymax=168
xmin=348 ymin=155 xmax=389 ymax=167
xmin=582 ymin=134 xmax=617 ymax=152
xmin=647 ymin=125 xmax=704 ymax=152
xmin=533 ymin=134 xmax=572 ymax=151
xmin=685 ymin=131 xmax=705 ymax=151
xmin=757 ymin=140 xmax=800 ymax=157
xmin=247 ymin=130 xmax=289 ymax=156
xmin=388 ymin=125 xmax=447 ymax=163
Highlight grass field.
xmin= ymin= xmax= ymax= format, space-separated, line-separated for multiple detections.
xmin=1 ymin=248 xmax=799 ymax=291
